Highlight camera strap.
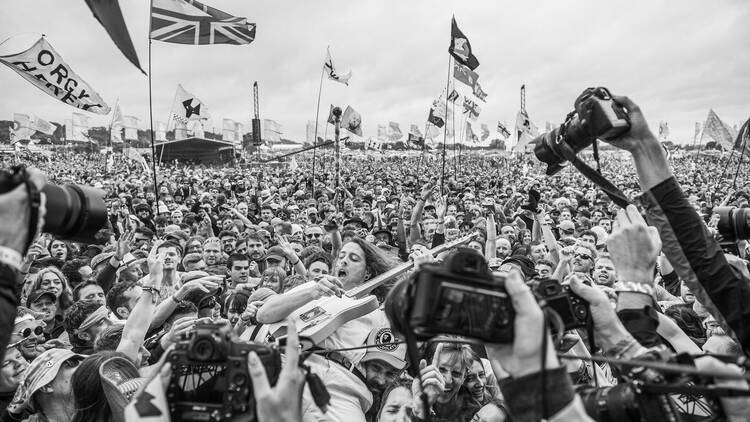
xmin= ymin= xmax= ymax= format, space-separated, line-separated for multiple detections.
xmin=555 ymin=133 xmax=631 ymax=209
xmin=22 ymin=169 xmax=41 ymax=253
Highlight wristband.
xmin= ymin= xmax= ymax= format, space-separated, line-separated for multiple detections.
xmin=0 ymin=246 xmax=22 ymax=271
xmin=142 ymin=286 xmax=160 ymax=304
xmin=615 ymin=281 xmax=655 ymax=297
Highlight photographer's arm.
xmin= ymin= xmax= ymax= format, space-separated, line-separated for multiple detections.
xmin=486 ymin=213 xmax=497 ymax=261
xmin=534 ymin=211 xmax=560 ymax=265
xmin=118 ymin=250 xmax=163 ymax=362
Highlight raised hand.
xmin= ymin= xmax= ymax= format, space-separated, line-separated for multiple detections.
xmin=607 ymin=204 xmax=661 ymax=284
xmin=115 ymin=231 xmax=133 ymax=260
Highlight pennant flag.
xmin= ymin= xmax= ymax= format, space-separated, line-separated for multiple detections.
xmin=480 ymin=123 xmax=490 ymax=142
xmin=341 ymin=106 xmax=362 ymax=136
xmin=462 ymin=97 xmax=481 ymax=121
xmin=699 ymin=109 xmax=734 ymax=150
xmin=263 ymin=119 xmax=283 ymax=143
xmin=428 ymin=108 xmax=444 ymax=128
xmin=658 ymin=121 xmax=670 ymax=140
xmin=84 ymin=0 xmax=145 ymax=74
xmin=447 ymin=89 xmax=460 ymax=103
xmin=305 ymin=120 xmax=316 ymax=144
xmin=465 ymin=121 xmax=479 ymax=144
xmin=150 ymin=0 xmax=256 ymax=45
xmin=449 ymin=17 xmax=479 ymax=70
xmin=377 ymin=124 xmax=388 ymax=141
xmin=453 ymin=61 xmax=478 ymax=89
xmin=324 ymin=47 xmax=352 ymax=85
xmin=387 ymin=121 xmax=403 ymax=141
xmin=110 ymin=103 xmax=124 ymax=143
xmin=155 ymin=121 xmax=167 ymax=142
xmin=734 ymin=116 xmax=750 ymax=157
xmin=497 ymin=121 xmax=510 ymax=138
xmin=123 ymin=115 xmax=139 ymax=141
xmin=473 ymin=82 xmax=488 ymax=102
xmin=513 ymin=110 xmax=539 ymax=152
xmin=170 ymin=84 xmax=209 ymax=126
xmin=326 ymin=104 xmax=337 ymax=125
xmin=0 ymin=37 xmax=110 ymax=114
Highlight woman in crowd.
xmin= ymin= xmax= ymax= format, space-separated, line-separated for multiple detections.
xmin=27 ymin=267 xmax=75 ymax=315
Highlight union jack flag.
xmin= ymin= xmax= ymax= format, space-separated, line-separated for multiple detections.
xmin=150 ymin=0 xmax=256 ymax=45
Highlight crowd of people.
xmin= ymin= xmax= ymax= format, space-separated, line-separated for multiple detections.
xmin=0 ymin=95 xmax=749 ymax=422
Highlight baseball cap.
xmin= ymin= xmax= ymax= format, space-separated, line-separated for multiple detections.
xmin=265 ymin=246 xmax=285 ymax=262
xmin=361 ymin=328 xmax=407 ymax=370
xmin=25 ymin=290 xmax=56 ymax=308
xmin=557 ymin=220 xmax=575 ymax=232
xmin=100 ymin=356 xmax=147 ymax=422
xmin=8 ymin=349 xmax=84 ymax=413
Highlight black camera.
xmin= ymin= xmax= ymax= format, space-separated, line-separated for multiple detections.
xmin=385 ymin=248 xmax=515 ymax=343
xmin=0 ymin=165 xmax=107 ymax=243
xmin=167 ymin=322 xmax=281 ymax=422
xmin=534 ymin=87 xmax=631 ymax=175
xmin=714 ymin=206 xmax=750 ymax=242
xmin=533 ymin=278 xmax=591 ymax=331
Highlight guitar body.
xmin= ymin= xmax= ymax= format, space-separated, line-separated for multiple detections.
xmin=268 ymin=295 xmax=379 ymax=349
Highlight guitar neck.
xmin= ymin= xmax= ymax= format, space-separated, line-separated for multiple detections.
xmin=346 ymin=232 xmax=479 ymax=299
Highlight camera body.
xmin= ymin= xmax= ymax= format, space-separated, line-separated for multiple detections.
xmin=714 ymin=206 xmax=750 ymax=243
xmin=167 ymin=323 xmax=281 ymax=422
xmin=0 ymin=165 xmax=107 ymax=243
xmin=533 ymin=278 xmax=591 ymax=331
xmin=386 ymin=248 xmax=515 ymax=343
xmin=534 ymin=87 xmax=631 ymax=175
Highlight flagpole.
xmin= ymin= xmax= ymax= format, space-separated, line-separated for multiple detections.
xmin=732 ymin=129 xmax=748 ymax=188
xmin=147 ymin=0 xmax=160 ymax=205
xmin=453 ymin=99 xmax=458 ymax=177
xmin=311 ymin=63 xmax=325 ymax=193
xmin=440 ymin=56 xmax=452 ymax=194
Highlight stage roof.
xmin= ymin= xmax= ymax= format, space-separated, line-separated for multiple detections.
xmin=155 ymin=137 xmax=238 ymax=163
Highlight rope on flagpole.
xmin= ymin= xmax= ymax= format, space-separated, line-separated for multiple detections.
xmin=441 ymin=56 xmax=452 ymax=195
xmin=147 ymin=0 xmax=159 ymax=205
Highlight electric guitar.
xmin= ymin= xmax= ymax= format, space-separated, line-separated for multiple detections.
xmin=268 ymin=233 xmax=478 ymax=349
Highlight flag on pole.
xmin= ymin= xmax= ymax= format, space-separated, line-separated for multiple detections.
xmin=170 ymin=84 xmax=209 ymax=126
xmin=29 ymin=115 xmax=55 ymax=135
xmin=0 ymin=37 xmax=110 ymax=114
xmin=734 ymin=116 xmax=750 ymax=157
xmin=341 ymin=106 xmax=362 ymax=136
xmin=425 ymin=123 xmax=441 ymax=143
xmin=428 ymin=108 xmax=444 ymax=128
xmin=465 ymin=121 xmax=479 ymax=144
xmin=447 ymin=89 xmax=460 ymax=103
xmin=448 ymin=17 xmax=479 ymax=70
xmin=387 ymin=122 xmax=403 ymax=141
xmin=513 ymin=110 xmax=538 ymax=152
xmin=699 ymin=109 xmax=734 ymax=150
xmin=462 ymin=97 xmax=481 ymax=121
xmin=324 ymin=47 xmax=352 ymax=85
xmin=10 ymin=114 xmax=34 ymax=143
xmin=222 ymin=118 xmax=240 ymax=142
xmin=409 ymin=124 xmax=423 ymax=139
xmin=150 ymin=0 xmax=256 ymax=45
xmin=453 ymin=61 xmax=478 ymax=89
xmin=473 ymin=82 xmax=488 ymax=102
xmin=126 ymin=148 xmax=150 ymax=174
xmin=71 ymin=113 xmax=92 ymax=142
xmin=497 ymin=121 xmax=510 ymax=138
xmin=480 ymin=123 xmax=490 ymax=142
xmin=111 ymin=103 xmax=124 ymax=143
xmin=123 ymin=115 xmax=139 ymax=141
xmin=84 ymin=0 xmax=145 ymax=74
xmin=263 ymin=119 xmax=283 ymax=143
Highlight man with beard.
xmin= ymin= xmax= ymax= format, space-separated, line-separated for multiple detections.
xmin=593 ymin=255 xmax=617 ymax=287
xmin=361 ymin=328 xmax=407 ymax=422
xmin=134 ymin=203 xmax=155 ymax=232
xmin=62 ymin=301 xmax=113 ymax=355
xmin=246 ymin=233 xmax=266 ymax=277
xmin=219 ymin=230 xmax=237 ymax=255
xmin=10 ymin=315 xmax=46 ymax=362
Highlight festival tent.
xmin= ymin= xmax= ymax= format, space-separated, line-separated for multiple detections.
xmin=155 ymin=137 xmax=237 ymax=163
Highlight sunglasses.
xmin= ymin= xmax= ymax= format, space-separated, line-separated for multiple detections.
xmin=14 ymin=326 xmax=44 ymax=338
xmin=574 ymin=253 xmax=593 ymax=261
xmin=305 ymin=233 xmax=323 ymax=239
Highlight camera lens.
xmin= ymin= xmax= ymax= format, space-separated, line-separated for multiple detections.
xmin=42 ymin=183 xmax=108 ymax=243
xmin=716 ymin=206 xmax=750 ymax=242
xmin=191 ymin=337 xmax=216 ymax=361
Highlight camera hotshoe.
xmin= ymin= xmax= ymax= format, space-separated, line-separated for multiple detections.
xmin=534 ymin=87 xmax=631 ymax=176
xmin=0 ymin=165 xmax=107 ymax=243
xmin=714 ymin=206 xmax=750 ymax=242
xmin=533 ymin=278 xmax=591 ymax=331
xmin=167 ymin=322 xmax=281 ymax=422
xmin=385 ymin=248 xmax=515 ymax=343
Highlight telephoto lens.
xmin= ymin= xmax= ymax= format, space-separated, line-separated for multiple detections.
xmin=715 ymin=206 xmax=750 ymax=242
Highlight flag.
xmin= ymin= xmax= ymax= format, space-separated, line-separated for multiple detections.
xmin=407 ymin=133 xmax=424 ymax=149
xmin=10 ymin=114 xmax=34 ymax=143
xmin=341 ymin=106 xmax=362 ymax=136
xmin=84 ymin=0 xmax=145 ymax=74
xmin=658 ymin=121 xmax=669 ymax=140
xmin=29 ymin=115 xmax=55 ymax=135
xmin=126 ymin=148 xmax=151 ymax=174
xmin=497 ymin=121 xmax=510 ymax=138
xmin=449 ymin=17 xmax=479 ymax=70
xmin=377 ymin=124 xmax=388 ymax=141
xmin=306 ymin=121 xmax=316 ymax=144
xmin=428 ymin=108 xmax=444 ymax=128
xmin=155 ymin=121 xmax=167 ymax=142
xmin=425 ymin=123 xmax=441 ymax=142
xmin=170 ymin=84 xmax=209 ymax=126
xmin=693 ymin=122 xmax=702 ymax=144
xmin=473 ymin=82 xmax=487 ymax=102
xmin=110 ymin=103 xmax=124 ymax=143
xmin=480 ymin=123 xmax=490 ymax=142
xmin=387 ymin=122 xmax=403 ymax=141
xmin=123 ymin=115 xmax=139 ymax=141
xmin=453 ymin=61 xmax=478 ymax=89
xmin=0 ymin=37 xmax=110 ymax=114
xmin=734 ymin=116 xmax=750 ymax=156
xmin=70 ymin=113 xmax=92 ymax=142
xmin=263 ymin=119 xmax=283 ymax=143
xmin=465 ymin=121 xmax=479 ymax=144
xmin=222 ymin=118 xmax=239 ymax=142
xmin=513 ymin=110 xmax=539 ymax=152
xmin=699 ymin=109 xmax=734 ymax=150
xmin=150 ymin=0 xmax=256 ymax=45
xmin=324 ymin=47 xmax=352 ymax=85
xmin=409 ymin=124 xmax=423 ymax=139
xmin=447 ymin=89 xmax=460 ymax=103
xmin=462 ymin=97 xmax=481 ymax=121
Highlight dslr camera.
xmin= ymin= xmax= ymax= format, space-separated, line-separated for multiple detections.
xmin=0 ymin=165 xmax=107 ymax=243
xmin=714 ymin=206 xmax=750 ymax=243
xmin=167 ymin=322 xmax=281 ymax=422
xmin=534 ymin=87 xmax=631 ymax=176
xmin=385 ymin=248 xmax=515 ymax=343
xmin=533 ymin=278 xmax=591 ymax=331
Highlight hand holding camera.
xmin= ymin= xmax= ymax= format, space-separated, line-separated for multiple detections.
xmin=607 ymin=205 xmax=661 ymax=283
xmin=0 ymin=167 xmax=47 ymax=256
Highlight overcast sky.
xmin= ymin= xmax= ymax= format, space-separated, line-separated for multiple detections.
xmin=1 ymin=0 xmax=749 ymax=144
